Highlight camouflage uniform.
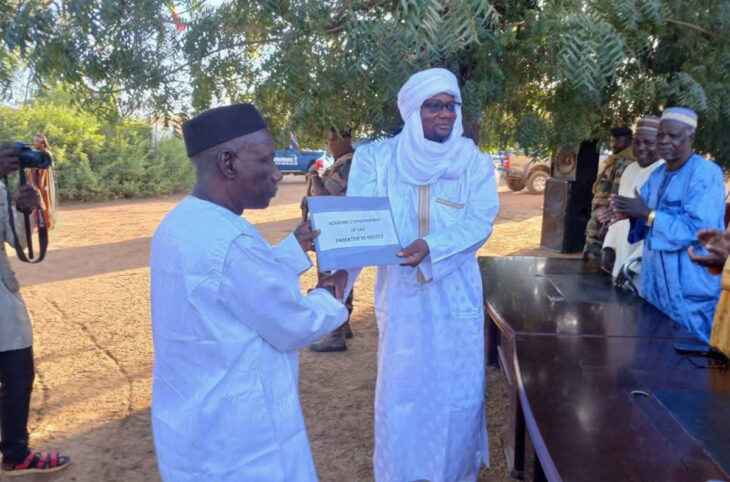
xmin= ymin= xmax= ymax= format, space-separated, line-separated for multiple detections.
xmin=308 ymin=137 xmax=355 ymax=351
xmin=583 ymin=146 xmax=635 ymax=260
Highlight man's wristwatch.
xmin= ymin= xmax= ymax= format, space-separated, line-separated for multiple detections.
xmin=646 ymin=210 xmax=656 ymax=227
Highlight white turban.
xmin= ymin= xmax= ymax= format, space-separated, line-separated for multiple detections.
xmin=395 ymin=68 xmax=478 ymax=185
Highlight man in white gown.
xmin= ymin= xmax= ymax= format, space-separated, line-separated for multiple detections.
xmin=601 ymin=116 xmax=664 ymax=284
xmin=150 ymin=104 xmax=349 ymax=481
xmin=337 ymin=68 xmax=500 ymax=481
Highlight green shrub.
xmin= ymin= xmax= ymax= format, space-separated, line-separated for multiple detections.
xmin=148 ymin=138 xmax=196 ymax=195
xmin=0 ymin=103 xmax=193 ymax=201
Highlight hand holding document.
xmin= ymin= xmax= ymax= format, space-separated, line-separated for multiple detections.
xmin=307 ymin=196 xmax=402 ymax=271
xmin=293 ymin=219 xmax=319 ymax=252
xmin=397 ymin=239 xmax=430 ymax=267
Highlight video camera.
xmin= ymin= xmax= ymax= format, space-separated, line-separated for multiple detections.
xmin=12 ymin=142 xmax=53 ymax=169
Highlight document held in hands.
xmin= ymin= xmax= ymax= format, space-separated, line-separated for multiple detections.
xmin=307 ymin=196 xmax=402 ymax=271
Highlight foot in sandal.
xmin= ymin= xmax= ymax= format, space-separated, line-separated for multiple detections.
xmin=1 ymin=450 xmax=71 ymax=476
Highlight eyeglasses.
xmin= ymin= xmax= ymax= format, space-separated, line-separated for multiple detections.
xmin=421 ymin=100 xmax=461 ymax=114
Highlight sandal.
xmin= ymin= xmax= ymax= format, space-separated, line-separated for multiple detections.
xmin=1 ymin=450 xmax=71 ymax=476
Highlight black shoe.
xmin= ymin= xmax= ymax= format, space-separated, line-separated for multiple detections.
xmin=309 ymin=331 xmax=347 ymax=352
xmin=342 ymin=321 xmax=353 ymax=339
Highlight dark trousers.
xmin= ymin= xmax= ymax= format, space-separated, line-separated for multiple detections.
xmin=0 ymin=347 xmax=34 ymax=464
xmin=317 ymin=271 xmax=354 ymax=317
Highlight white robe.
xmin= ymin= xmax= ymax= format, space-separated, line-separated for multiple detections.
xmin=602 ymin=159 xmax=664 ymax=279
xmin=150 ymin=196 xmax=348 ymax=481
xmin=347 ymin=137 xmax=499 ymax=482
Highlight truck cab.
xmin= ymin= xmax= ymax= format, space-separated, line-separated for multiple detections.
xmin=274 ymin=139 xmax=326 ymax=175
xmin=502 ymin=151 xmax=550 ymax=195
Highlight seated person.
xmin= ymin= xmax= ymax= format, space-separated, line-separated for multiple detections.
xmin=613 ymin=108 xmax=725 ymax=342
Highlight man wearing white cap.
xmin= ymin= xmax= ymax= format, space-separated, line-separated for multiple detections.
xmin=330 ymin=68 xmax=499 ymax=481
xmin=614 ymin=107 xmax=725 ymax=342
xmin=602 ymin=116 xmax=664 ymax=283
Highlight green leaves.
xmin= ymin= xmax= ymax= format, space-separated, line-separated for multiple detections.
xmin=400 ymin=0 xmax=498 ymax=61
xmin=1 ymin=0 xmax=729 ymax=168
xmin=668 ymin=72 xmax=707 ymax=112
xmin=556 ymin=14 xmax=626 ymax=104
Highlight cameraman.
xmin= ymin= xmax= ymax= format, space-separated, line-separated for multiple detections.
xmin=0 ymin=144 xmax=70 ymax=475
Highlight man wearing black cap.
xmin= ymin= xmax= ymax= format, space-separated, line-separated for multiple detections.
xmin=583 ymin=126 xmax=635 ymax=263
xmin=149 ymin=104 xmax=349 ymax=481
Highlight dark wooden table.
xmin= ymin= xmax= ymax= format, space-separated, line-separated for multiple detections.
xmin=479 ymin=256 xmax=729 ymax=481
xmin=481 ymin=256 xmax=691 ymax=348
xmin=515 ymin=335 xmax=730 ymax=481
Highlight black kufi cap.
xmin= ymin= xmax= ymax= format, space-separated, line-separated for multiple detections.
xmin=182 ymin=103 xmax=267 ymax=157
xmin=610 ymin=127 xmax=633 ymax=138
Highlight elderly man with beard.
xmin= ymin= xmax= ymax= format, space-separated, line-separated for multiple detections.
xmin=614 ymin=107 xmax=725 ymax=342
xmin=150 ymin=104 xmax=349 ymax=481
xmin=601 ymin=116 xmax=664 ymax=282
xmin=329 ymin=68 xmax=500 ymax=481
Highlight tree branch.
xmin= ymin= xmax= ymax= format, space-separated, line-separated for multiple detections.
xmin=665 ymin=18 xmax=730 ymax=43
xmin=160 ymin=37 xmax=281 ymax=79
xmin=322 ymin=0 xmax=395 ymax=35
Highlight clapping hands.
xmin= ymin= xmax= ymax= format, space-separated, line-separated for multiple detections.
xmin=603 ymin=195 xmax=630 ymax=225
xmin=611 ymin=188 xmax=651 ymax=220
xmin=689 ymin=229 xmax=730 ymax=269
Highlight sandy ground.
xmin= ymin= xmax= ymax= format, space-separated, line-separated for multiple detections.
xmin=6 ymin=176 xmax=571 ymax=482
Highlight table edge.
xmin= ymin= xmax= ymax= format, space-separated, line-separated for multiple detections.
xmin=513 ymin=341 xmax=564 ymax=482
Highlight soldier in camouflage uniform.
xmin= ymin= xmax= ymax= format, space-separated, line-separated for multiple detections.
xmin=308 ymin=128 xmax=355 ymax=352
xmin=583 ymin=127 xmax=635 ymax=263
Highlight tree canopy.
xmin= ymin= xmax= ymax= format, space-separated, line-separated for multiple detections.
xmin=2 ymin=0 xmax=729 ymax=164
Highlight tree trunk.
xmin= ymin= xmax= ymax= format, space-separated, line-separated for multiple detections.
xmin=462 ymin=117 xmax=480 ymax=144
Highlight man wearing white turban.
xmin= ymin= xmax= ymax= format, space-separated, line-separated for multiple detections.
xmin=333 ymin=68 xmax=499 ymax=481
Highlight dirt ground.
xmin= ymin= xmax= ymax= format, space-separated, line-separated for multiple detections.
xmin=6 ymin=176 xmax=567 ymax=482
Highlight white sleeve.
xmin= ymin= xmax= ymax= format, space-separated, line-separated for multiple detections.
xmin=271 ymin=233 xmax=313 ymax=275
xmin=605 ymin=164 xmax=639 ymax=250
xmin=341 ymin=146 xmax=381 ymax=297
xmin=346 ymin=145 xmax=378 ymax=198
xmin=602 ymin=223 xmax=620 ymax=250
xmin=219 ymin=235 xmax=348 ymax=352
xmin=423 ymin=155 xmax=500 ymax=281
